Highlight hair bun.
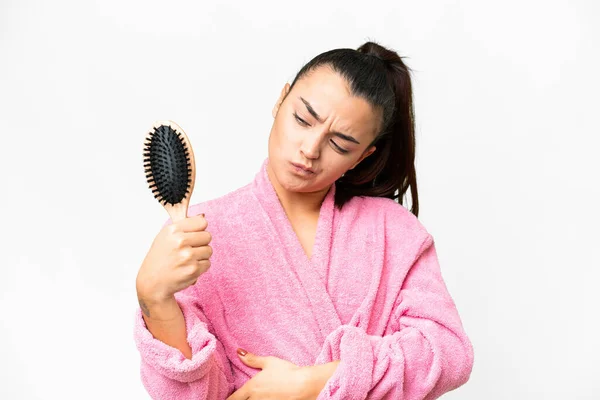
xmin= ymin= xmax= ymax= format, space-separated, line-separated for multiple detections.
xmin=358 ymin=41 xmax=402 ymax=67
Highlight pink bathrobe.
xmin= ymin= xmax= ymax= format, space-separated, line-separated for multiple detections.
xmin=134 ymin=158 xmax=474 ymax=399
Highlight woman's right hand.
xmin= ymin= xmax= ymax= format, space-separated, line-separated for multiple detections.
xmin=136 ymin=213 xmax=212 ymax=308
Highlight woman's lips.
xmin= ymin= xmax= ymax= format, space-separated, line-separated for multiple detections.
xmin=290 ymin=162 xmax=315 ymax=176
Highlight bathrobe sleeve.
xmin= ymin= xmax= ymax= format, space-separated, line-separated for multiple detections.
xmin=133 ymin=281 xmax=234 ymax=400
xmin=314 ymin=234 xmax=474 ymax=400
xmin=133 ymin=215 xmax=234 ymax=399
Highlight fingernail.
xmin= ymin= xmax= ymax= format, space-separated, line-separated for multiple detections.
xmin=237 ymin=348 xmax=247 ymax=356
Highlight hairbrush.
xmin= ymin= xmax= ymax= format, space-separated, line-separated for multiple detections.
xmin=143 ymin=120 xmax=196 ymax=222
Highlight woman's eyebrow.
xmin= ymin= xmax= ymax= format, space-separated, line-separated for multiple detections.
xmin=299 ymin=96 xmax=361 ymax=144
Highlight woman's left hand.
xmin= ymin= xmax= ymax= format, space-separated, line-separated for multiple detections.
xmin=226 ymin=349 xmax=319 ymax=400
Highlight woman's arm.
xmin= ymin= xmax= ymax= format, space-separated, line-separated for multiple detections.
xmin=313 ymin=235 xmax=474 ymax=400
xmin=139 ymin=295 xmax=192 ymax=359
xmin=134 ymin=285 xmax=235 ymax=399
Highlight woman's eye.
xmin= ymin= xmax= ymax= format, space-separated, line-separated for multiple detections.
xmin=330 ymin=139 xmax=349 ymax=154
xmin=293 ymin=113 xmax=309 ymax=127
xmin=293 ymin=112 xmax=348 ymax=154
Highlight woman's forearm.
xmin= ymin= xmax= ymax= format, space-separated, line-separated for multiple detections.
xmin=138 ymin=296 xmax=193 ymax=359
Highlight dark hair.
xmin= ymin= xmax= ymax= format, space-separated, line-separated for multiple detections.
xmin=286 ymin=41 xmax=419 ymax=216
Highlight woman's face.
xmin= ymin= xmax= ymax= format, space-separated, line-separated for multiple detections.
xmin=267 ymin=65 xmax=381 ymax=194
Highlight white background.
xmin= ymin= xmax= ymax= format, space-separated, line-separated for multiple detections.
xmin=1 ymin=0 xmax=599 ymax=399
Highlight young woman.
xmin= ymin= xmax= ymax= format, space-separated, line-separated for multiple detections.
xmin=134 ymin=41 xmax=474 ymax=400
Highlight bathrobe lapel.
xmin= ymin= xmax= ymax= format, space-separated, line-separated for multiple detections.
xmin=252 ymin=159 xmax=342 ymax=340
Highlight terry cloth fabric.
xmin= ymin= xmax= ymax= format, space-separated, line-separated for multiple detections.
xmin=134 ymin=158 xmax=474 ymax=399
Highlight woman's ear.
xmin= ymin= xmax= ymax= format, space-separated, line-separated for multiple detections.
xmin=272 ymin=83 xmax=291 ymax=118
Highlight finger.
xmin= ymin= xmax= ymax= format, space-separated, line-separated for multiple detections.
xmin=226 ymin=382 xmax=250 ymax=400
xmin=177 ymin=213 xmax=208 ymax=232
xmin=239 ymin=351 xmax=267 ymax=369
xmin=189 ymin=245 xmax=212 ymax=261
xmin=181 ymin=231 xmax=212 ymax=247
xmin=176 ymin=258 xmax=211 ymax=285
xmin=179 ymin=260 xmax=210 ymax=282
xmin=177 ymin=245 xmax=212 ymax=263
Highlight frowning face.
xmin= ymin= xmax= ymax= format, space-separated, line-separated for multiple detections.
xmin=267 ymin=65 xmax=381 ymax=194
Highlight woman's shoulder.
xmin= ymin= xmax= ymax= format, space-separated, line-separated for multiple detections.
xmin=353 ymin=195 xmax=431 ymax=241
xmin=187 ymin=182 xmax=254 ymax=220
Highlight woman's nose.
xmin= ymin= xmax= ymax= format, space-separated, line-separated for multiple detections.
xmin=300 ymin=131 xmax=322 ymax=160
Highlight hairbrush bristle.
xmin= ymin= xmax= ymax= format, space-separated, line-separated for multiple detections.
xmin=143 ymin=124 xmax=192 ymax=206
